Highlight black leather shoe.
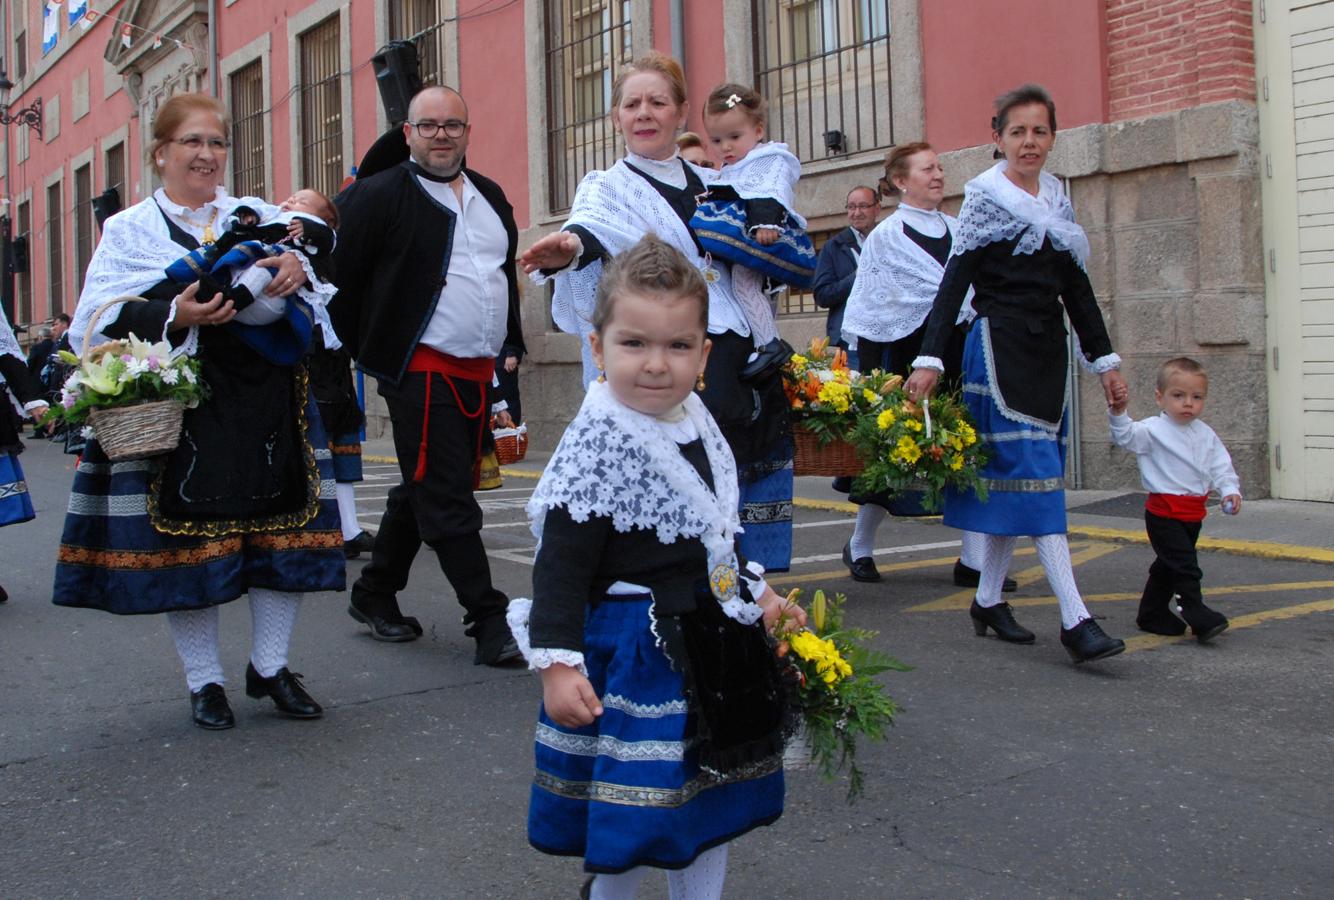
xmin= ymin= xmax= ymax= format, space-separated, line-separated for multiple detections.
xmin=1180 ymin=603 xmax=1228 ymax=643
xmin=740 ymin=338 xmax=795 ymax=382
xmin=471 ymin=615 xmax=525 ymax=667
xmin=953 ymin=559 xmax=1017 ymax=592
xmin=1060 ymin=618 xmax=1126 ymax=663
xmin=344 ymin=530 xmax=376 ymax=559
xmin=190 ymin=683 xmax=235 ymax=730
xmin=245 ymin=664 xmax=323 ymax=718
xmin=842 ymin=542 xmax=881 ymax=583
xmin=969 ymin=600 xmax=1035 ymax=643
xmin=348 ymin=597 xmax=423 ymax=642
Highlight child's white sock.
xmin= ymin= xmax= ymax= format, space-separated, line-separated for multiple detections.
xmin=733 ymin=266 xmax=778 ymax=347
xmin=336 ymin=482 xmax=361 ymax=540
xmin=666 ymin=844 xmax=728 ymax=900
xmin=1034 ymin=533 xmax=1092 ymax=629
xmin=849 ymin=504 xmax=886 ymax=560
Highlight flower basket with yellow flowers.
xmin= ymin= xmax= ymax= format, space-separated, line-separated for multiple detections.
xmin=781 ymin=338 xmax=883 ymax=475
xmin=774 ymin=588 xmax=909 ymax=801
xmin=848 ymin=384 xmax=988 ymax=513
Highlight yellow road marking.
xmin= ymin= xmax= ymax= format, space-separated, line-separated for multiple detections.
xmin=906 ymin=542 xmax=1122 ymax=612
xmin=1122 ymin=598 xmax=1334 ymax=654
xmin=767 ymin=547 xmax=1043 ymax=588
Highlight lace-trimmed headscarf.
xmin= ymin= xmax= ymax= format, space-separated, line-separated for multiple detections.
xmin=841 ymin=202 xmax=974 ymax=346
xmin=951 ymin=161 xmax=1089 ymax=270
xmin=0 ymin=300 xmax=23 ymax=364
xmin=526 ymin=380 xmax=760 ymax=625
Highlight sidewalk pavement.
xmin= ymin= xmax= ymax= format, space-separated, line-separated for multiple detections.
xmin=360 ymin=437 xmax=1334 ymax=563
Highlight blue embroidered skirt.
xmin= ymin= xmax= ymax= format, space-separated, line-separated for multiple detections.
xmin=690 ymin=200 xmax=817 ymax=289
xmin=0 ymin=450 xmax=35 ymax=528
xmin=943 ymin=322 xmax=1068 ymax=536
xmin=52 ymin=391 xmax=346 ymax=614
xmin=528 ymin=596 xmax=785 ymax=874
xmin=737 ymin=451 xmax=794 ymax=573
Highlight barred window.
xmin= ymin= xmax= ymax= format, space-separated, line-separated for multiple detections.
xmin=15 ymin=200 xmax=32 ymax=324
xmin=389 ymin=0 xmax=445 ymax=87
xmin=74 ymin=163 xmax=93 ymax=295
xmin=778 ymin=228 xmax=834 ymax=317
xmin=753 ymin=0 xmax=893 ymax=163
xmin=104 ymin=142 xmax=125 ymax=199
xmin=545 ymin=0 xmax=632 ymax=214
xmin=46 ymin=181 xmax=63 ymax=316
xmin=14 ymin=30 xmax=26 ymax=81
xmin=230 ymin=61 xmax=266 ymax=199
xmin=299 ymin=16 xmax=344 ymax=199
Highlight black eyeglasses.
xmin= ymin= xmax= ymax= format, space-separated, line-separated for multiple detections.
xmin=408 ymin=120 xmax=467 ymax=139
xmin=174 ymin=135 xmax=230 ymax=151
xmin=846 ymin=202 xmax=877 ymax=211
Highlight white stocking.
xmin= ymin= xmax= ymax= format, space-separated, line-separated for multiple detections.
xmin=1034 ymin=533 xmax=1091 ymax=629
xmin=667 ymin=844 xmax=729 ymax=900
xmin=849 ymin=504 xmax=886 ymax=560
xmin=733 ymin=266 xmax=778 ymax=347
xmin=249 ymin=589 xmax=302 ymax=678
xmin=975 ymin=534 xmax=1017 ymax=608
xmin=167 ymin=607 xmax=224 ymax=692
xmin=589 ymin=867 xmax=650 ymax=900
xmin=959 ymin=530 xmax=987 ymax=571
xmin=336 ymin=482 xmax=361 ymax=541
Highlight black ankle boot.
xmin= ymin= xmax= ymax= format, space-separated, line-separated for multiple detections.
xmin=1136 ymin=594 xmax=1186 ymax=636
xmin=1060 ymin=618 xmax=1126 ymax=663
xmin=245 ymin=664 xmax=323 ymax=718
xmin=1179 ymin=603 xmax=1228 ymax=643
xmin=969 ymin=601 xmax=1035 ymax=644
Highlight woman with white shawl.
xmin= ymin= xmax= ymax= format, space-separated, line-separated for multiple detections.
xmin=838 ymin=142 xmax=1014 ymax=594
xmin=0 ymin=303 xmax=49 ymax=604
xmin=906 ymin=85 xmax=1128 ymax=664
xmin=520 ymin=53 xmax=794 ymax=573
xmin=53 ymin=94 xmax=344 ymax=729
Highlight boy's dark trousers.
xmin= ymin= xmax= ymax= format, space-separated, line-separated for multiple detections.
xmin=1141 ymin=511 xmax=1203 ymax=610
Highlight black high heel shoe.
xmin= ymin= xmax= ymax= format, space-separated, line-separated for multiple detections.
xmin=969 ymin=601 xmax=1035 ymax=643
xmin=1060 ymin=618 xmax=1126 ymax=663
xmin=245 ymin=664 xmax=323 ymax=718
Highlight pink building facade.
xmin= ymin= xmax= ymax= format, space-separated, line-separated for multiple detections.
xmin=0 ymin=1 xmax=1275 ymax=494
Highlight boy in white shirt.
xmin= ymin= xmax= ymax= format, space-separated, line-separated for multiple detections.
xmin=1109 ymin=357 xmax=1241 ymax=642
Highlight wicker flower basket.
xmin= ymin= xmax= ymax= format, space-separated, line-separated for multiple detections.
xmin=493 ymin=424 xmax=528 ymax=465
xmin=792 ymin=425 xmax=862 ymax=477
xmin=81 ymin=296 xmax=187 ymax=462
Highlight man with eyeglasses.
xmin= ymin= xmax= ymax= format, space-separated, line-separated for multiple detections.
xmin=811 ymin=186 xmax=881 ymax=370
xmin=331 ymin=85 xmax=526 ymax=667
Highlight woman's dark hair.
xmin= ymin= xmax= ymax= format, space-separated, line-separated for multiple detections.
xmin=703 ymin=83 xmax=765 ymax=130
xmin=592 ymin=235 xmax=709 ymax=333
xmin=878 ymin=141 xmax=933 ymax=198
xmin=992 ymin=83 xmax=1057 ymax=135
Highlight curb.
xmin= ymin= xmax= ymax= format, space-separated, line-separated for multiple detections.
xmin=361 ymin=454 xmax=1334 ymax=566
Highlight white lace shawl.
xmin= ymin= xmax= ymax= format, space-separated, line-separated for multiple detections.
xmin=953 ymin=162 xmax=1090 ymax=270
xmin=535 ymin=157 xmax=749 ymax=339
xmin=841 ymin=203 xmax=975 ymax=346
xmin=529 ymin=380 xmax=759 ymax=625
xmin=713 ymin=141 xmax=807 ymax=229
xmin=0 ymin=301 xmax=22 ymax=364
xmin=70 ymin=193 xmax=338 ymax=354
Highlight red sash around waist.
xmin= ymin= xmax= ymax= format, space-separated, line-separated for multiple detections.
xmin=406 ymin=346 xmax=494 ymax=483
xmin=1145 ymin=493 xmax=1207 ymax=522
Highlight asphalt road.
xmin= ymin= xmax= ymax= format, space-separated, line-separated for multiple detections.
xmin=2 ymin=439 xmax=1332 ymax=899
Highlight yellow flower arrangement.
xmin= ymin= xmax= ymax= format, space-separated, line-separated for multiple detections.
xmin=876 ymin=408 xmax=896 ymax=430
xmin=775 ymin=589 xmax=908 ymax=801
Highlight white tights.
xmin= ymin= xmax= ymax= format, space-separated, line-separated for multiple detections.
xmin=733 ymin=266 xmax=778 ymax=348
xmin=849 ymin=504 xmax=886 ymax=560
xmin=973 ymin=533 xmax=1090 ymax=629
xmin=589 ymin=844 xmax=729 ymax=900
xmin=166 ymin=589 xmax=303 ymax=691
xmin=336 ymin=482 xmax=361 ymax=541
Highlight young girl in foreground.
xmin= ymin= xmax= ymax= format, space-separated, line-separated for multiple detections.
xmin=507 ymin=235 xmax=803 ymax=899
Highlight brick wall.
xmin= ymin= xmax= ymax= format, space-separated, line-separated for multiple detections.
xmin=1107 ymin=0 xmax=1256 ymax=120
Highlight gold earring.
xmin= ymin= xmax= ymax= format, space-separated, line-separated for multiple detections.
xmin=695 ymin=372 xmax=706 ymax=392
xmin=597 ymin=369 xmax=606 ymax=383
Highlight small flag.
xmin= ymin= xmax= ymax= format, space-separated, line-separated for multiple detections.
xmin=121 ymin=24 xmax=133 ymax=49
xmin=69 ymin=0 xmax=88 ymax=28
xmin=153 ymin=34 xmax=162 ymax=49
xmin=79 ymin=11 xmax=98 ymax=31
xmin=42 ymin=2 xmax=60 ymax=56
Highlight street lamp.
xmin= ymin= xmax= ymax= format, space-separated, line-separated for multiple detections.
xmin=0 ymin=71 xmax=42 ymax=139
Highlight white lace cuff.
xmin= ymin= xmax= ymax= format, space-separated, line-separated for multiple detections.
xmin=162 ymin=299 xmax=200 ymax=359
xmin=506 ymin=597 xmax=589 ymax=675
xmin=1090 ymin=353 xmax=1121 ymax=375
xmin=912 ymin=355 xmax=945 ymax=372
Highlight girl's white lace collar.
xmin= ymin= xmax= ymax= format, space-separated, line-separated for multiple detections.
xmin=713 ymin=141 xmax=806 ymax=226
xmin=954 ymin=161 xmax=1090 ymax=269
xmin=624 ymin=150 xmax=688 ymax=189
xmin=526 ymin=380 xmax=760 ymax=624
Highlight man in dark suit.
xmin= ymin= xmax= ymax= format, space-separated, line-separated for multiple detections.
xmin=811 ymin=186 xmax=880 ymax=371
